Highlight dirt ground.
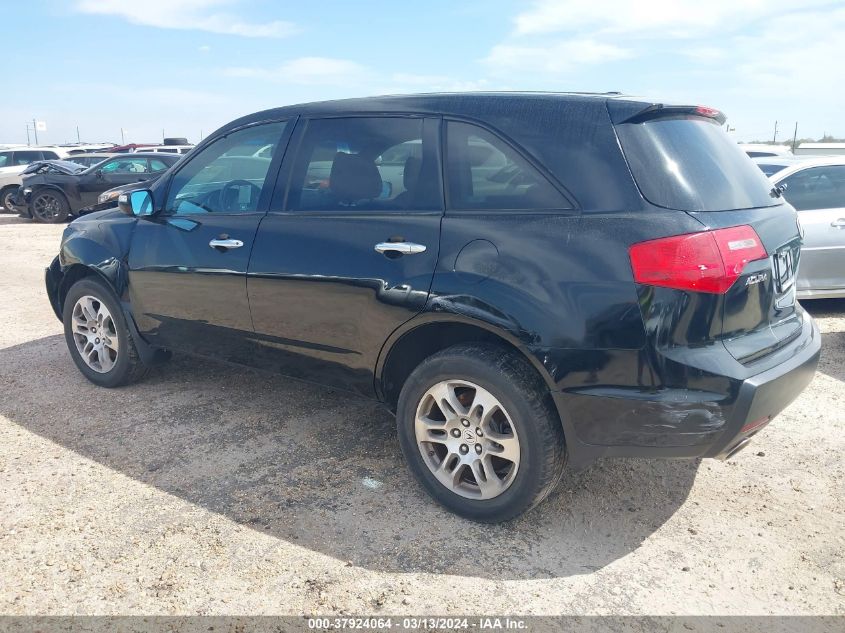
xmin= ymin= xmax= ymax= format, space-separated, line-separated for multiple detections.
xmin=0 ymin=214 xmax=843 ymax=617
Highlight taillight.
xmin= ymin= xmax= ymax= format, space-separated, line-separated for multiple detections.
xmin=629 ymin=225 xmax=768 ymax=294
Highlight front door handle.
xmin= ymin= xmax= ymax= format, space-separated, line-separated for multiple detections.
xmin=374 ymin=241 xmax=427 ymax=255
xmin=209 ymin=238 xmax=244 ymax=250
xmin=831 ymin=218 xmax=845 ymax=228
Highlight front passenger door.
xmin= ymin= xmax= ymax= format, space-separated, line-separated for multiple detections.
xmin=127 ymin=120 xmax=292 ymax=359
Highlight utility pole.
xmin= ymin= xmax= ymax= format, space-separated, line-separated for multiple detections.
xmin=162 ymin=128 xmax=165 ymax=142
xmin=76 ymin=126 xmax=81 ymax=144
xmin=120 ymin=128 xmax=125 ymax=144
xmin=791 ymin=122 xmax=798 ymax=153
xmin=25 ymin=124 xmax=30 ymax=146
xmin=772 ymin=120 xmax=778 ymax=144
xmin=32 ymin=117 xmax=39 ymax=145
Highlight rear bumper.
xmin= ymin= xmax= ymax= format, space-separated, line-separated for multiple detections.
xmin=704 ymin=318 xmax=820 ymax=459
xmin=553 ymin=316 xmax=821 ymax=468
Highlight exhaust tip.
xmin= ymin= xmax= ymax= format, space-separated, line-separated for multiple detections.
xmin=720 ymin=437 xmax=752 ymax=461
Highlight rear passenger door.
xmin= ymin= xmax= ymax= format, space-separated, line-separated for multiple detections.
xmin=246 ymin=116 xmax=443 ymax=395
xmin=779 ymin=165 xmax=845 ymax=291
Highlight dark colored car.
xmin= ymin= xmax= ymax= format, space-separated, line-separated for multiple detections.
xmin=45 ymin=93 xmax=820 ymax=522
xmin=77 ymin=178 xmax=163 ymax=215
xmin=21 ymin=152 xmax=180 ymax=222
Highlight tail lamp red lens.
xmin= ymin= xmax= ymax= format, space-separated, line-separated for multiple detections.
xmin=629 ymin=225 xmax=768 ymax=294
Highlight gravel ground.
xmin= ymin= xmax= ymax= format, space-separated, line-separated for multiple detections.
xmin=0 ymin=214 xmax=843 ymax=617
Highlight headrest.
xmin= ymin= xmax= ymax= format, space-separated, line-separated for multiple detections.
xmin=403 ymin=156 xmax=422 ymax=191
xmin=329 ymin=152 xmax=382 ymax=203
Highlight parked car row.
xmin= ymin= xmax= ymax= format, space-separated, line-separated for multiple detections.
xmin=6 ymin=153 xmax=181 ymax=222
xmin=0 ymin=140 xmax=192 ymax=214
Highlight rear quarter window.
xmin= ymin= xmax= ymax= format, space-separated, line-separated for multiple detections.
xmin=616 ymin=118 xmax=779 ymax=211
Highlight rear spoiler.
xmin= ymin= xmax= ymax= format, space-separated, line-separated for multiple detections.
xmin=610 ymin=102 xmax=727 ymax=125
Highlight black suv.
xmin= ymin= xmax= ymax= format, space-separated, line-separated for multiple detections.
xmin=45 ymin=93 xmax=820 ymax=522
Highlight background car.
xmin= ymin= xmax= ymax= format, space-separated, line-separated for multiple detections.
xmin=769 ymin=156 xmax=845 ymax=298
xmin=19 ymin=152 xmax=180 ymax=222
xmin=64 ymin=152 xmax=116 ymax=168
xmin=0 ymin=146 xmax=70 ymax=211
xmin=738 ymin=143 xmax=793 ymax=158
xmin=752 ymin=156 xmax=810 ymax=177
xmin=80 ymin=177 xmax=162 ymax=214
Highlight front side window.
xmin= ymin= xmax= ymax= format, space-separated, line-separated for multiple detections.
xmin=164 ymin=121 xmax=287 ymax=215
xmin=445 ymin=121 xmax=571 ymax=211
xmin=780 ymin=166 xmax=845 ymax=211
xmin=287 ymin=117 xmax=440 ymax=212
xmin=0 ymin=153 xmax=9 ymax=167
xmin=101 ymin=157 xmax=150 ymax=174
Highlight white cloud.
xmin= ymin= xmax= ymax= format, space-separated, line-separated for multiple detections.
xmin=224 ymin=57 xmax=369 ymax=85
xmin=512 ymin=0 xmax=829 ymax=38
xmin=484 ymin=39 xmax=631 ymax=74
xmin=75 ymin=0 xmax=297 ymax=38
xmin=733 ymin=6 xmax=845 ymax=100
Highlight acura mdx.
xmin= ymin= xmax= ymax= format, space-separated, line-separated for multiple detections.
xmin=45 ymin=93 xmax=821 ymax=521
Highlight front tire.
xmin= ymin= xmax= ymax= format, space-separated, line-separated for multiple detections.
xmin=62 ymin=277 xmax=150 ymax=387
xmin=31 ymin=189 xmax=70 ymax=223
xmin=396 ymin=343 xmax=565 ymax=522
xmin=0 ymin=186 xmax=18 ymax=213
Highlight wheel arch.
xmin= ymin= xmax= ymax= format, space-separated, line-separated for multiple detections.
xmin=376 ymin=313 xmax=558 ymax=410
xmin=56 ymin=263 xmax=116 ymax=317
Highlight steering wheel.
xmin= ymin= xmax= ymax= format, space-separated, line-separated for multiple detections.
xmin=220 ymin=179 xmax=261 ymax=213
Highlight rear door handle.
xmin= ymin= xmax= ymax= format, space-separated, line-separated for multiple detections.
xmin=374 ymin=241 xmax=427 ymax=255
xmin=209 ymin=238 xmax=244 ymax=250
xmin=831 ymin=218 xmax=845 ymax=228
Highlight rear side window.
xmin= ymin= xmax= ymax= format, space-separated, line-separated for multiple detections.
xmin=616 ymin=118 xmax=779 ymax=211
xmin=0 ymin=153 xmax=9 ymax=167
xmin=287 ymin=117 xmax=440 ymax=212
xmin=445 ymin=121 xmax=571 ymax=211
xmin=779 ymin=166 xmax=845 ymax=211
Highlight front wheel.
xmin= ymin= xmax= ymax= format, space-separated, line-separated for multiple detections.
xmin=396 ymin=343 xmax=565 ymax=522
xmin=31 ymin=190 xmax=69 ymax=223
xmin=62 ymin=277 xmax=150 ymax=387
xmin=1 ymin=187 xmax=18 ymax=213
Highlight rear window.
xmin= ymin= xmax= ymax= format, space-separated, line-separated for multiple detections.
xmin=615 ymin=118 xmax=779 ymax=211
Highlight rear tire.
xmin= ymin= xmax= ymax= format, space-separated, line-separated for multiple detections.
xmin=396 ymin=343 xmax=566 ymax=522
xmin=62 ymin=277 xmax=150 ymax=387
xmin=31 ymin=189 xmax=70 ymax=223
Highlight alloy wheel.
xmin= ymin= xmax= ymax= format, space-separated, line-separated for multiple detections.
xmin=70 ymin=295 xmax=119 ymax=373
xmin=414 ymin=379 xmax=521 ymax=499
xmin=32 ymin=193 xmax=61 ymax=221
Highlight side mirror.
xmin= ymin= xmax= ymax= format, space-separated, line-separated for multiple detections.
xmin=95 ymin=169 xmax=104 ymax=179
xmin=118 ymin=190 xmax=154 ymax=217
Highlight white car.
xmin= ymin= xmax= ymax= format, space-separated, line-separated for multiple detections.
xmin=770 ymin=156 xmax=845 ymax=299
xmin=739 ymin=143 xmax=792 ymax=158
xmin=0 ymin=146 xmax=71 ymax=211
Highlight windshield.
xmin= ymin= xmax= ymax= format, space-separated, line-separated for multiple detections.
xmin=615 ymin=118 xmax=780 ymax=211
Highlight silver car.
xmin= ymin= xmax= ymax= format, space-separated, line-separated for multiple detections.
xmin=770 ymin=156 xmax=845 ymax=299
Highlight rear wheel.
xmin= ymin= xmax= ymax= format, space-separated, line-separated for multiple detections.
xmin=396 ymin=343 xmax=565 ymax=522
xmin=62 ymin=277 xmax=150 ymax=387
xmin=31 ymin=190 xmax=69 ymax=223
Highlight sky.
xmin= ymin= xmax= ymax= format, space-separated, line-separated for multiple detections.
xmin=1 ymin=0 xmax=843 ymax=146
